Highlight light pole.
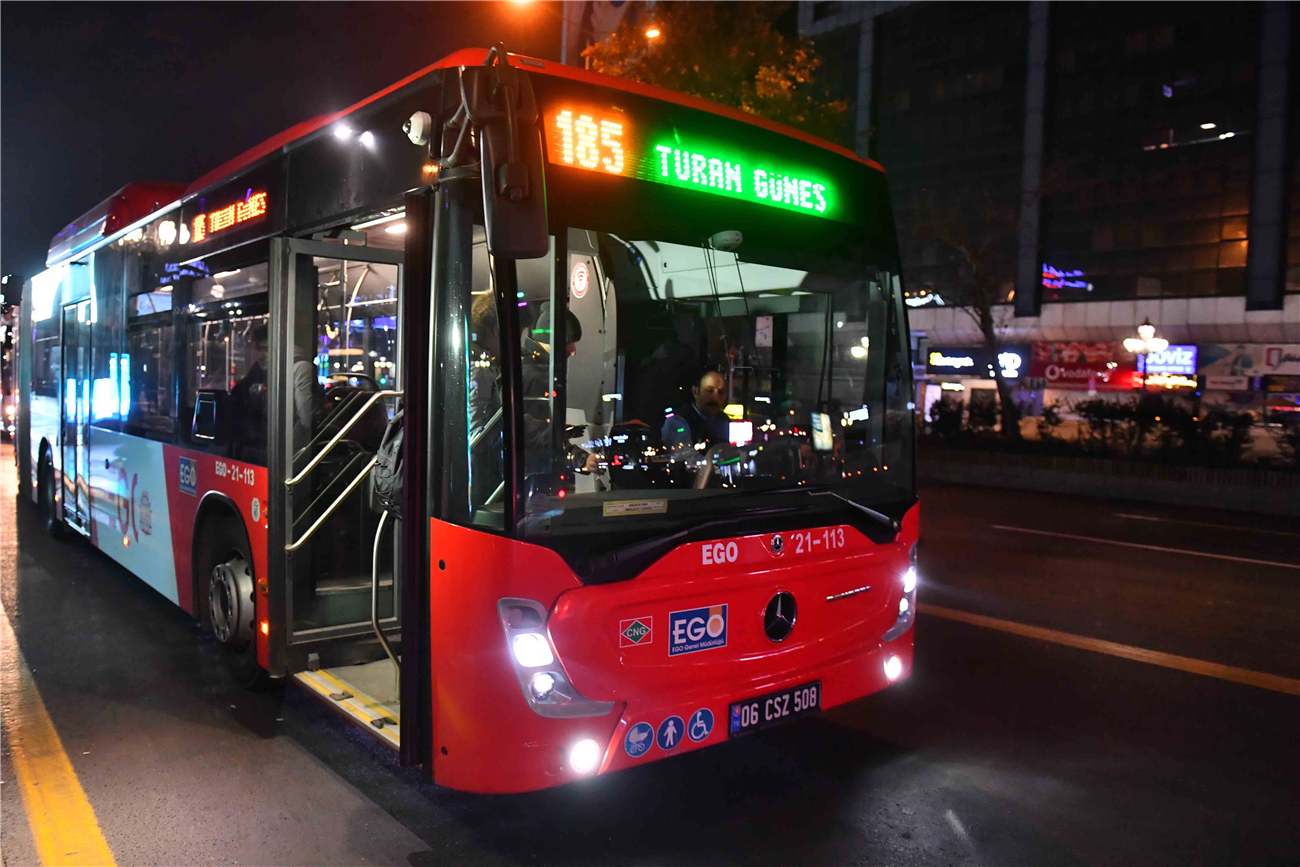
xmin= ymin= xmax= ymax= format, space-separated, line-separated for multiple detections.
xmin=1123 ymin=317 xmax=1168 ymax=391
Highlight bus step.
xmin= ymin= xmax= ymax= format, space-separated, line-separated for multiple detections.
xmin=295 ymin=664 xmax=401 ymax=751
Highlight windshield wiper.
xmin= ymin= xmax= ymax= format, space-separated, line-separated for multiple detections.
xmin=752 ymin=485 xmax=899 ymax=532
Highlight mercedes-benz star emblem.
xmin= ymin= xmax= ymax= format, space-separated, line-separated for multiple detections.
xmin=770 ymin=534 xmax=785 ymax=555
xmin=763 ymin=592 xmax=797 ymax=642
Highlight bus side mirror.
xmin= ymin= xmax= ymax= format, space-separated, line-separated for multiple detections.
xmin=461 ymin=57 xmax=548 ymax=260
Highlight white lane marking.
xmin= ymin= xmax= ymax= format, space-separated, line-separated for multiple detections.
xmin=919 ymin=604 xmax=1300 ymax=696
xmin=1114 ymin=513 xmax=1300 ymax=538
xmin=991 ymin=524 xmax=1300 ymax=571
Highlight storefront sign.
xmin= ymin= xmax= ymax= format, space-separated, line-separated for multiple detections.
xmin=1198 ymin=344 xmax=1300 ymax=378
xmin=1137 ymin=344 xmax=1197 ymax=376
xmin=1030 ymin=342 xmax=1140 ymax=391
xmin=1204 ymin=375 xmax=1252 ymax=392
xmin=926 ymin=346 xmax=1028 ymax=380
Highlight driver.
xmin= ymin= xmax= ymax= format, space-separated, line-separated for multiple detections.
xmin=661 ymin=369 xmax=730 ymax=450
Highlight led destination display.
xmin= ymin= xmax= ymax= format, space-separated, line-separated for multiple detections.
xmin=546 ymin=105 xmax=840 ymax=220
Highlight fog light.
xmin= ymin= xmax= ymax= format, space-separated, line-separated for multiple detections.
xmin=569 ymin=738 xmax=601 ymax=774
xmin=898 ymin=597 xmax=909 ymax=615
xmin=511 ymin=632 xmax=554 ymax=668
xmin=531 ymin=672 xmax=556 ymax=700
xmin=902 ymin=567 xmax=917 ymax=594
xmin=884 ymin=654 xmax=903 ymax=681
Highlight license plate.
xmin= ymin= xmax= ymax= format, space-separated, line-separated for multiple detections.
xmin=728 ymin=680 xmax=821 ymax=737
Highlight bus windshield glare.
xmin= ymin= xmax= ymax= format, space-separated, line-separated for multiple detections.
xmin=501 ymin=224 xmax=913 ymax=545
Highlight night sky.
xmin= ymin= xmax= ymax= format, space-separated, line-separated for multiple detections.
xmin=1 ymin=1 xmax=562 ymax=281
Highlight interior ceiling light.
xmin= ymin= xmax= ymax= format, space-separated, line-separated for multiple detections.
xmin=385 ymin=223 xmax=407 ymax=234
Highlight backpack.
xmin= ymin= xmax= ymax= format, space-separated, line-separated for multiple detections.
xmin=371 ymin=407 xmax=404 ymax=519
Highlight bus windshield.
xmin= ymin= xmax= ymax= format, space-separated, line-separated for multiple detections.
xmin=510 ymin=223 xmax=914 ymax=550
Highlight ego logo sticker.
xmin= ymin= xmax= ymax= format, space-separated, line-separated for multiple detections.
xmin=668 ymin=604 xmax=727 ymax=656
xmin=178 ymin=457 xmax=198 ymax=496
xmin=619 ymin=617 xmax=653 ymax=647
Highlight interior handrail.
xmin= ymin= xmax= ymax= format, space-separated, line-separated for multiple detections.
xmin=285 ymin=456 xmax=377 ymax=552
xmin=286 ymin=389 xmax=401 ymax=488
xmin=469 ymin=406 xmax=503 ymax=449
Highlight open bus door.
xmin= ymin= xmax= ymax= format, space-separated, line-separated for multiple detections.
xmin=267 ymin=237 xmax=407 ymax=740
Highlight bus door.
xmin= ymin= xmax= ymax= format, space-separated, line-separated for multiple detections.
xmin=59 ymin=299 xmax=91 ymax=533
xmin=272 ymin=238 xmax=405 ymax=672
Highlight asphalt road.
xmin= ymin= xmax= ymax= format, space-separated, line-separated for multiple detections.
xmin=3 ymin=444 xmax=1298 ymax=866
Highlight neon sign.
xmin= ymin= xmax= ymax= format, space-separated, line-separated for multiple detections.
xmin=929 ymin=351 xmax=975 ymax=369
xmin=545 ymin=106 xmax=839 ymax=219
xmin=1137 ymin=344 xmax=1198 ymax=376
xmin=1042 ymin=263 xmax=1092 ymax=292
xmin=189 ymin=192 xmax=268 ymax=243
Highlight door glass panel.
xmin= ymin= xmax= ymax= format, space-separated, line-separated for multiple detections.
xmin=60 ymin=300 xmax=92 ymax=531
xmin=288 ymin=253 xmax=401 ymax=633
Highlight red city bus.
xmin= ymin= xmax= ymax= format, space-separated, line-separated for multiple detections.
xmin=17 ymin=47 xmax=917 ymax=793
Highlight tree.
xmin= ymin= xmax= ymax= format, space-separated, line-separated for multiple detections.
xmin=907 ymin=179 xmax=1026 ymax=439
xmin=583 ymin=1 xmax=850 ymax=147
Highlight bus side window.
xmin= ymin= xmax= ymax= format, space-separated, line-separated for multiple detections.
xmin=124 ymin=290 xmax=175 ymax=441
xmin=182 ymin=263 xmax=269 ymax=460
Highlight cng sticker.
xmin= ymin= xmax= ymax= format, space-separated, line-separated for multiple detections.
xmin=619 ymin=616 xmax=653 ymax=647
xmin=668 ymin=604 xmax=727 ymax=656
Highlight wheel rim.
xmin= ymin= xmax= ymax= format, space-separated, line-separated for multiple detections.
xmin=209 ymin=554 xmax=254 ymax=646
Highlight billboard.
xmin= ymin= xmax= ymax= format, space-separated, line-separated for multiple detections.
xmin=925 ymin=345 xmax=1030 ymax=380
xmin=1198 ymin=344 xmax=1300 ymax=378
xmin=1029 ymin=342 xmax=1141 ymax=391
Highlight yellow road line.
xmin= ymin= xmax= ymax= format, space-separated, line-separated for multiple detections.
xmin=1 ymin=604 xmax=117 ymax=867
xmin=919 ymin=603 xmax=1300 ymax=697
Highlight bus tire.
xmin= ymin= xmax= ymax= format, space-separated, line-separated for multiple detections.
xmin=196 ymin=516 xmax=268 ymax=690
xmin=38 ymin=456 xmax=64 ymax=539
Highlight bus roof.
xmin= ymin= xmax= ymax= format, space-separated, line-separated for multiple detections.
xmin=48 ymin=49 xmax=885 ymax=265
xmin=185 ymin=48 xmax=884 ymax=199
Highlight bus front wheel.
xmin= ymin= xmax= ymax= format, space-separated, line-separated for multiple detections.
xmin=198 ymin=517 xmax=268 ymax=689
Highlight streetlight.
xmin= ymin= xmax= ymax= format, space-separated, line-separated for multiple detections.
xmin=1123 ymin=317 xmax=1168 ymax=390
xmin=645 ymin=26 xmax=661 ymax=39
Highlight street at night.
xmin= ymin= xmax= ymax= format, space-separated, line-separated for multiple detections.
xmin=4 ymin=2 xmax=1299 ymax=865
xmin=4 ymin=445 xmax=1296 ymax=866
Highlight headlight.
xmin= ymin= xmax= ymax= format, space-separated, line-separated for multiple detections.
xmin=881 ymin=544 xmax=918 ymax=642
xmin=498 ymin=599 xmax=616 ymax=719
xmin=531 ymin=672 xmax=556 ymax=699
xmin=569 ymin=738 xmax=601 ymax=774
xmin=511 ymin=632 xmax=554 ymax=668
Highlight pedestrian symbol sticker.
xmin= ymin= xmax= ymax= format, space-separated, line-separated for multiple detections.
xmin=687 ymin=708 xmax=714 ymax=742
xmin=624 ymin=722 xmax=654 ymax=757
xmin=656 ymin=715 xmax=684 ymax=751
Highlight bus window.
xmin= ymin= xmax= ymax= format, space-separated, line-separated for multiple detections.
xmin=514 ymin=227 xmax=912 ymax=539
xmin=183 ymin=262 xmax=269 ymax=459
xmin=124 ymin=289 xmax=175 ymax=441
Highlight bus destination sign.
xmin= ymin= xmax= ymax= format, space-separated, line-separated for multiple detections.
xmin=546 ymin=106 xmax=838 ymax=220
